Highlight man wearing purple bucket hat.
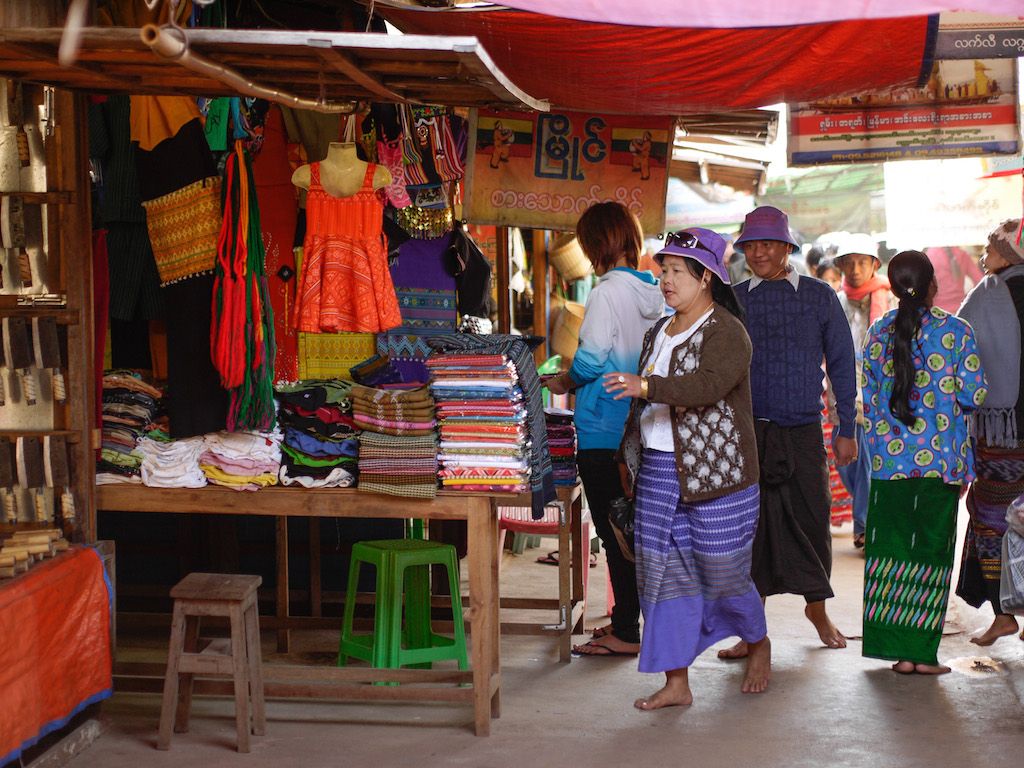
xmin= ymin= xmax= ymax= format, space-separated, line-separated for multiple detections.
xmin=605 ymin=227 xmax=771 ymax=708
xmin=717 ymin=206 xmax=858 ymax=661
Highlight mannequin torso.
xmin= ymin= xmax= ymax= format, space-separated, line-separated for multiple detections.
xmin=291 ymin=142 xmax=392 ymax=198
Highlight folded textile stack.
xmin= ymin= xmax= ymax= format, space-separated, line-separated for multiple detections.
xmin=137 ymin=430 xmax=206 ymax=488
xmin=97 ymin=372 xmax=162 ymax=485
xmin=545 ymin=408 xmax=578 ymax=486
xmin=426 ymin=335 xmax=555 ymax=518
xmin=200 ymin=430 xmax=282 ymax=491
xmin=427 ymin=354 xmax=530 ymax=494
xmin=349 ymin=354 xmax=402 ymax=388
xmin=275 ymin=379 xmax=359 ymax=488
xmin=351 ymin=383 xmax=438 ymax=498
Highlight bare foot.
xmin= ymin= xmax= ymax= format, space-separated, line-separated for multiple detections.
xmin=891 ymin=661 xmax=915 ymax=674
xmin=914 ymin=663 xmax=951 ymax=675
xmin=970 ymin=614 xmax=1019 ymax=646
xmin=589 ymin=624 xmax=613 ymax=639
xmin=804 ymin=601 xmax=847 ymax=649
xmin=634 ymin=679 xmax=693 ymax=710
xmin=717 ymin=640 xmax=749 ymax=660
xmin=741 ymin=637 xmax=771 ymax=693
xmin=572 ymin=635 xmax=640 ymax=657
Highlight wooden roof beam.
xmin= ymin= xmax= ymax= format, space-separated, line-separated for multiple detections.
xmin=314 ymin=47 xmax=406 ymax=102
xmin=0 ymin=39 xmax=136 ymax=90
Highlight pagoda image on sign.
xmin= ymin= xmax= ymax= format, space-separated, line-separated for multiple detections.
xmin=809 ymin=60 xmax=1001 ymax=111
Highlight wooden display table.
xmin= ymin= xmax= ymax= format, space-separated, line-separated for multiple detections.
xmin=97 ymin=484 xmax=580 ymax=736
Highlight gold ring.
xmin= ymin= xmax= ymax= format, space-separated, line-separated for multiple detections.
xmin=617 ymin=375 xmax=625 ymax=384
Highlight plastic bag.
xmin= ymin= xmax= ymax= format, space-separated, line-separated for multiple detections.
xmin=999 ymin=528 xmax=1024 ymax=615
xmin=1007 ymin=492 xmax=1024 ymax=536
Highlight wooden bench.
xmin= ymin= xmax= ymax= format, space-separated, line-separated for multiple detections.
xmin=156 ymin=572 xmax=265 ymax=753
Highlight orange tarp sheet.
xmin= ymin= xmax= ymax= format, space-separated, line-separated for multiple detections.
xmin=0 ymin=547 xmax=113 ymax=764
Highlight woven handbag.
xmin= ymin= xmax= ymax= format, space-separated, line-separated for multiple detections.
xmin=142 ymin=176 xmax=222 ymax=286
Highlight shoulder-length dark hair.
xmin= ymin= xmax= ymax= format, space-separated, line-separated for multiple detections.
xmin=886 ymin=250 xmax=935 ymax=426
xmin=681 ymin=258 xmax=745 ymax=320
xmin=576 ymin=201 xmax=642 ymax=272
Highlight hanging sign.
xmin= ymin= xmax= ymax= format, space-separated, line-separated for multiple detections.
xmin=465 ymin=109 xmax=672 ymax=233
xmin=788 ymin=59 xmax=1020 ymax=166
xmin=884 ymin=157 xmax=1023 ymax=247
xmin=936 ymin=12 xmax=1024 ymax=60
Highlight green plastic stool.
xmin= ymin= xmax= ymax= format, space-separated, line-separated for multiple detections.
xmin=338 ymin=539 xmax=468 ymax=675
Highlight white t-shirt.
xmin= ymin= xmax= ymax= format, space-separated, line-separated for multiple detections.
xmin=640 ymin=308 xmax=714 ymax=451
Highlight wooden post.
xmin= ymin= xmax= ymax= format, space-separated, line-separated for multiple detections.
xmin=275 ymin=516 xmax=289 ymax=653
xmin=496 ymin=226 xmax=510 ymax=334
xmin=55 ymin=90 xmax=95 ymax=543
xmin=531 ymin=230 xmax=548 ymax=365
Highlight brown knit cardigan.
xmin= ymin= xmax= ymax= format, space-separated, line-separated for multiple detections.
xmin=619 ymin=305 xmax=759 ymax=503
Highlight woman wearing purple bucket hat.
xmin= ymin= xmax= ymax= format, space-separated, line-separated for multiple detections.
xmin=605 ymin=227 xmax=771 ymax=708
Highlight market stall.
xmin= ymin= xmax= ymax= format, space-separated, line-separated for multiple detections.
xmin=0 ymin=0 xmax=972 ymax=754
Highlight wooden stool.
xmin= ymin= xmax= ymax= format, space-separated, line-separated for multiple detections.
xmin=157 ymin=573 xmax=265 ymax=753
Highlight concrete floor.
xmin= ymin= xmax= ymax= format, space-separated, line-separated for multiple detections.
xmin=74 ymin=516 xmax=1024 ymax=768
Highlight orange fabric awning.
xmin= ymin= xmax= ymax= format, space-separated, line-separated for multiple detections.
xmin=383 ymin=8 xmax=938 ymax=115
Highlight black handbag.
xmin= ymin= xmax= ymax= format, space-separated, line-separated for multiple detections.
xmin=608 ymin=496 xmax=635 ymax=562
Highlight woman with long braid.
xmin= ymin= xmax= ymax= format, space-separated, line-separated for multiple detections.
xmin=860 ymin=250 xmax=987 ymax=674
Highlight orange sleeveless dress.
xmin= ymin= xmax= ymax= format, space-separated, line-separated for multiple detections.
xmin=292 ymin=162 xmax=402 ymax=333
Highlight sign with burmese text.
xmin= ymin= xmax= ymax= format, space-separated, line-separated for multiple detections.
xmin=466 ymin=109 xmax=671 ymax=233
xmin=788 ymin=59 xmax=1019 ymax=166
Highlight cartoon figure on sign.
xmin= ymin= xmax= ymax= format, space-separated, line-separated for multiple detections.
xmin=490 ymin=121 xmax=514 ymax=169
xmin=629 ymin=131 xmax=652 ymax=180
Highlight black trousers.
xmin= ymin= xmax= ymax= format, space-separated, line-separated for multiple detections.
xmin=578 ymin=449 xmax=640 ymax=643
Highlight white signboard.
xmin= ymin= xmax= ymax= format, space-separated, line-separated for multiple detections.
xmin=884 ymin=157 xmax=1023 ymax=247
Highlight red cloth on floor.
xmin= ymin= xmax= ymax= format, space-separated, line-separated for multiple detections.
xmin=0 ymin=547 xmax=112 ymax=765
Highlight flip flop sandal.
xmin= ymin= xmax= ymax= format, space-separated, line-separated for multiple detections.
xmin=571 ymin=639 xmax=639 ymax=658
xmin=536 ymin=550 xmax=559 ymax=566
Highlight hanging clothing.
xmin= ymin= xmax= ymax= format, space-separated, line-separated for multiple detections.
xmin=862 ymin=477 xmax=958 ymax=666
xmin=252 ymin=106 xmax=299 ymax=381
xmin=378 ymin=233 xmax=458 ymax=382
xmin=163 ymin=275 xmax=229 ymax=438
xmin=88 ymin=96 xmax=164 ymax=322
xmin=135 ymin=118 xmax=218 ymax=203
xmin=292 ymin=163 xmax=402 ymax=334
xmin=210 ymin=143 xmax=277 ymax=433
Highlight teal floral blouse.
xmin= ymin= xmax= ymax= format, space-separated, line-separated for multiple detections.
xmin=861 ymin=306 xmax=987 ymax=485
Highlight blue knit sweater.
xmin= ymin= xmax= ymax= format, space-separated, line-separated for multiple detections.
xmin=735 ymin=275 xmax=857 ymax=438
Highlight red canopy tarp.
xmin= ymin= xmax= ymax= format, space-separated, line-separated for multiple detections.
xmin=0 ymin=547 xmax=113 ymax=765
xmin=382 ymin=8 xmax=937 ymax=115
